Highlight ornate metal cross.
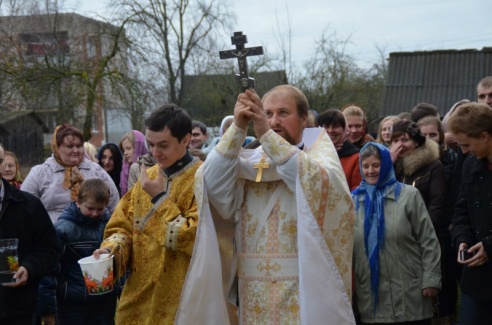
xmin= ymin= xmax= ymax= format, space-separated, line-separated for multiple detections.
xmin=219 ymin=31 xmax=264 ymax=92
xmin=253 ymin=154 xmax=270 ymax=182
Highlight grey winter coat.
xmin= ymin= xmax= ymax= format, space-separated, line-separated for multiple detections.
xmin=21 ymin=156 xmax=119 ymax=223
xmin=353 ymin=185 xmax=441 ymax=323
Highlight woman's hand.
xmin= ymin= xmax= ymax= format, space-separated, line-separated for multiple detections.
xmin=422 ymin=287 xmax=439 ymax=297
xmin=389 ymin=143 xmax=402 ymax=163
xmin=2 ymin=266 xmax=28 ymax=287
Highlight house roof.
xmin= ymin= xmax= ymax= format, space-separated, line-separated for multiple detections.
xmin=381 ymin=47 xmax=492 ymax=117
xmin=0 ymin=12 xmax=120 ymax=33
xmin=0 ymin=110 xmax=49 ymax=134
xmin=181 ymin=70 xmax=288 ymax=126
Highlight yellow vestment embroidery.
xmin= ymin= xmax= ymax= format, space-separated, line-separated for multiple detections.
xmin=101 ymin=160 xmax=201 ymax=324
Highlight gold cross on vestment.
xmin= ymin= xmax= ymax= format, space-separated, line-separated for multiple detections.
xmin=257 ymin=258 xmax=281 ymax=276
xmin=253 ymin=155 xmax=270 ymax=182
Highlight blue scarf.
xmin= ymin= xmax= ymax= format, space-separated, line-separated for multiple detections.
xmin=352 ymin=142 xmax=402 ymax=313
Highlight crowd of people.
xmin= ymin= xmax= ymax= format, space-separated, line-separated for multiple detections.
xmin=0 ymin=76 xmax=491 ymax=325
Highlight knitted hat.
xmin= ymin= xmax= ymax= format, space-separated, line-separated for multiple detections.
xmin=392 ymin=120 xmax=426 ymax=146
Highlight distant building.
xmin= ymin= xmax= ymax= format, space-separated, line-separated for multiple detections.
xmin=0 ymin=110 xmax=49 ymax=166
xmin=381 ymin=47 xmax=492 ymax=117
xmin=0 ymin=13 xmax=130 ymax=147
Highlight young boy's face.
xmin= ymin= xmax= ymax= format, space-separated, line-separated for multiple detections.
xmin=76 ymin=198 xmax=107 ymax=219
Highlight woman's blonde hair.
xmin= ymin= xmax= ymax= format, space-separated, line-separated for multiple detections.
xmin=84 ymin=142 xmax=98 ymax=163
xmin=341 ymin=104 xmax=366 ymax=119
xmin=4 ymin=151 xmax=23 ymax=182
xmin=376 ymin=116 xmax=401 ymax=144
xmin=119 ymin=131 xmax=136 ymax=151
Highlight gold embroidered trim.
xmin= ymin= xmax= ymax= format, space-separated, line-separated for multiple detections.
xmin=134 ymin=182 xmax=171 ymax=231
xmin=260 ymin=129 xmax=297 ymax=166
xmin=238 ymin=254 xmax=299 ymax=281
xmin=164 ymin=214 xmax=187 ymax=251
xmin=167 ymin=157 xmax=201 ymax=179
xmin=215 ymin=123 xmax=246 ymax=159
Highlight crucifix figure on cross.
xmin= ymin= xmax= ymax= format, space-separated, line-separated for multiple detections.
xmin=219 ymin=31 xmax=264 ymax=92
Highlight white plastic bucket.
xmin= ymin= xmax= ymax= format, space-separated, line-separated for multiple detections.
xmin=78 ymin=254 xmax=114 ymax=295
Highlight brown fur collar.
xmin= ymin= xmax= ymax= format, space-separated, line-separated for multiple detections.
xmin=395 ymin=140 xmax=439 ymax=176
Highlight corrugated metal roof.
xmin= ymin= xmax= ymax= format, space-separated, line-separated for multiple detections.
xmin=382 ymin=47 xmax=492 ymax=117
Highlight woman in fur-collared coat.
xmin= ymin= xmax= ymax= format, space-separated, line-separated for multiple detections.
xmin=389 ymin=120 xmax=448 ymax=236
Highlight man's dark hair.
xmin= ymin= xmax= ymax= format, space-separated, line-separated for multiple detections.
xmin=411 ymin=102 xmax=439 ymax=122
xmin=144 ymin=104 xmax=192 ymax=141
xmin=192 ymin=121 xmax=208 ymax=135
xmin=317 ymin=109 xmax=346 ymax=129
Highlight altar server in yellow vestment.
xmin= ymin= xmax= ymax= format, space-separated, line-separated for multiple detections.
xmin=176 ymin=85 xmax=356 ymax=324
xmin=94 ymin=104 xmax=202 ymax=325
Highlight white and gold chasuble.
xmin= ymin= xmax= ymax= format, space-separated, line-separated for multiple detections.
xmin=176 ymin=125 xmax=355 ymax=325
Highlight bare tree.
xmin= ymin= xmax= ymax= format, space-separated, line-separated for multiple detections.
xmin=286 ymin=27 xmax=386 ymax=124
xmin=295 ymin=29 xmax=358 ymax=110
xmin=0 ymin=0 xmax=139 ymax=140
xmin=273 ymin=4 xmax=294 ymax=82
xmin=111 ymin=0 xmax=236 ymax=106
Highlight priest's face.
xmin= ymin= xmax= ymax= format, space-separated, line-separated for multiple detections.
xmin=146 ymin=128 xmax=190 ymax=169
xmin=263 ymin=89 xmax=307 ymax=145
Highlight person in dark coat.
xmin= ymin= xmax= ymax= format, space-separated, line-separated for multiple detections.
xmin=0 ymin=144 xmax=60 ymax=325
xmin=418 ymin=115 xmax=460 ymax=322
xmin=447 ymin=102 xmax=492 ymax=324
xmin=390 ymin=120 xmax=448 ymax=234
xmin=38 ymin=179 xmax=117 ymax=325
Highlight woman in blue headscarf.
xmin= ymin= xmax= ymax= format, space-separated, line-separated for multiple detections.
xmin=352 ymin=142 xmax=441 ymax=324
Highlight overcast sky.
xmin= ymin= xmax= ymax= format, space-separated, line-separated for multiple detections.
xmin=71 ymin=0 xmax=491 ymax=69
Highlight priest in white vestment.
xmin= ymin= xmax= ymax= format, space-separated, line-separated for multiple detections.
xmin=176 ymin=85 xmax=356 ymax=325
